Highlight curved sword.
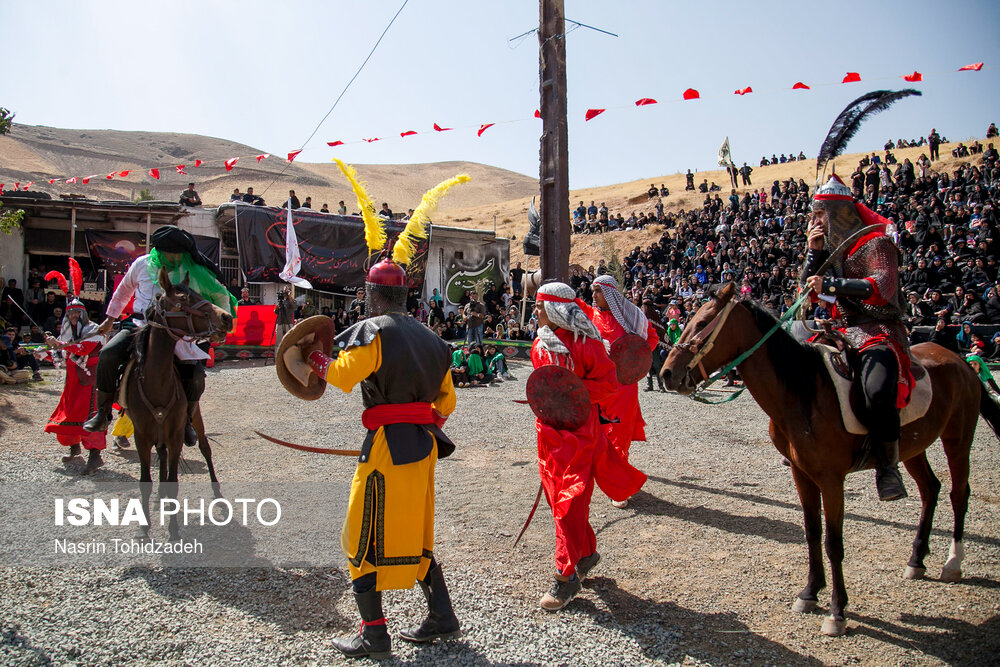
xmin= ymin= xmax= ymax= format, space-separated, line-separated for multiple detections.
xmin=512 ymin=483 xmax=543 ymax=550
xmin=253 ymin=430 xmax=360 ymax=456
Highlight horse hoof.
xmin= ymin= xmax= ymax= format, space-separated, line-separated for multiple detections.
xmin=941 ymin=566 xmax=962 ymax=583
xmin=821 ymin=615 xmax=847 ymax=637
xmin=792 ymin=598 xmax=818 ymax=613
xmin=903 ymin=566 xmax=926 ymax=580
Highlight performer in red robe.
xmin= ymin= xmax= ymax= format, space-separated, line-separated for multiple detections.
xmin=580 ymin=275 xmax=659 ymax=508
xmin=531 ymin=282 xmax=646 ymax=611
xmin=45 ymin=297 xmax=107 ymax=474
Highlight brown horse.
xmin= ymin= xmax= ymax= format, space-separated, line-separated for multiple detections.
xmin=126 ymin=269 xmax=233 ymax=539
xmin=660 ymin=283 xmax=1000 ymax=636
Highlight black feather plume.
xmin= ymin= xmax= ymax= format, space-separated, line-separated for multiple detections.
xmin=816 ymin=89 xmax=922 ymax=180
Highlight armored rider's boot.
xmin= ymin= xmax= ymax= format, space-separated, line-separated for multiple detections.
xmin=874 ymin=439 xmax=907 ymax=502
xmin=83 ymin=390 xmax=116 ymax=433
xmin=332 ymin=589 xmax=391 ymax=660
xmin=399 ymin=563 xmax=461 ymax=643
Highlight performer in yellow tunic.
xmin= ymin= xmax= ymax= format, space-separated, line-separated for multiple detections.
xmin=282 ymin=162 xmax=469 ymax=660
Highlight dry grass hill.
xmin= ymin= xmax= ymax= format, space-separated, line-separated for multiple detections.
xmin=1 ymin=122 xmax=987 ymax=269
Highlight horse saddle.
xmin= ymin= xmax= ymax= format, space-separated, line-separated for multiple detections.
xmin=117 ymin=359 xmax=136 ymax=411
xmin=816 ymin=344 xmax=931 ymax=435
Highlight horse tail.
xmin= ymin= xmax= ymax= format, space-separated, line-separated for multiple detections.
xmin=978 ymin=382 xmax=1000 ymax=440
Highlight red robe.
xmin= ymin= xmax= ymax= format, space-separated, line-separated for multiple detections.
xmin=45 ymin=341 xmax=106 ymax=450
xmin=580 ymin=304 xmax=660 ymax=459
xmin=531 ymin=330 xmax=646 ymax=576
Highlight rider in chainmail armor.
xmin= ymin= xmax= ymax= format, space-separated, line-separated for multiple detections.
xmin=800 ymin=174 xmax=913 ymax=502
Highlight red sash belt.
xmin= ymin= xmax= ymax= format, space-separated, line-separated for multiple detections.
xmin=362 ymin=402 xmax=444 ymax=430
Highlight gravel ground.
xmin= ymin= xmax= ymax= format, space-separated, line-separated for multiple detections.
xmin=1 ymin=359 xmax=998 ymax=666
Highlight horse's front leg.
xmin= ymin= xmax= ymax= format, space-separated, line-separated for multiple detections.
xmin=789 ymin=464 xmax=825 ymax=613
xmin=136 ymin=440 xmax=153 ymax=540
xmin=192 ymin=404 xmax=219 ymax=487
xmin=819 ymin=478 xmax=849 ymax=636
xmin=164 ymin=440 xmax=183 ymax=541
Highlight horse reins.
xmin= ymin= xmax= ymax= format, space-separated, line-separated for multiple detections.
xmin=677 ymin=289 xmax=813 ymax=405
xmin=146 ymin=294 xmax=218 ymax=341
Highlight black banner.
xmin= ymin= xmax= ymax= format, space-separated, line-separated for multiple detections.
xmin=86 ymin=230 xmax=221 ymax=274
xmin=234 ymin=206 xmax=428 ymax=292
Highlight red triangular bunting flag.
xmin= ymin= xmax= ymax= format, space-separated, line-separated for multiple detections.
xmin=903 ymin=71 xmax=922 ymax=82
xmin=256 ymin=153 xmax=270 ymax=162
xmin=792 ymin=82 xmax=810 ymax=90
xmin=148 ymin=168 xmax=160 ymax=180
xmin=67 ymin=177 xmax=78 ymax=184
xmin=682 ymin=88 xmax=700 ymax=100
xmin=958 ymin=62 xmax=983 ymax=72
xmin=224 ymin=158 xmax=238 ymax=171
xmin=287 ymin=150 xmax=302 ymax=162
xmin=534 ymin=109 xmax=541 ymax=118
xmin=194 ymin=159 xmax=203 ymax=167
xmin=400 ymin=130 xmax=417 ymax=138
xmin=48 ymin=179 xmax=59 ymax=184
xmin=23 ymin=182 xmax=33 ymax=190
xmin=634 ymin=98 xmax=657 ymax=106
xmin=842 ymin=72 xmax=861 ymax=83
xmin=326 ymin=141 xmax=344 ymax=147
xmin=14 ymin=183 xmax=19 ymax=190
xmin=175 ymin=165 xmax=187 ymax=175
xmin=364 ymin=137 xmax=381 ymax=143
xmin=106 ymin=172 xmax=115 ymax=180
xmin=477 ymin=123 xmax=495 ymax=137
xmin=0 ymin=185 xmax=4 ymax=194
xmin=82 ymin=175 xmax=96 ymax=184
xmin=433 ymin=123 xmax=452 ymax=132
xmin=584 ymin=109 xmax=605 ymax=121
xmin=734 ymin=86 xmax=753 ymax=95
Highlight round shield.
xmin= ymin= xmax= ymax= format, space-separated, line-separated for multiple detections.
xmin=526 ymin=365 xmax=589 ymax=430
xmin=276 ymin=316 xmax=337 ymax=401
xmin=610 ymin=333 xmax=653 ymax=385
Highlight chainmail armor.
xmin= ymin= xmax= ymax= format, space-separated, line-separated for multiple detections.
xmin=364 ymin=282 xmax=408 ymax=317
xmin=835 ymin=235 xmax=908 ymax=351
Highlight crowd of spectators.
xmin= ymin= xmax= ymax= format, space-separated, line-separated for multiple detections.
xmin=607 ymin=129 xmax=1000 ymax=359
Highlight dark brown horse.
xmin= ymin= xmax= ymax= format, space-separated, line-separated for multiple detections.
xmin=660 ymin=283 xmax=1000 ymax=636
xmin=127 ymin=269 xmax=233 ymax=539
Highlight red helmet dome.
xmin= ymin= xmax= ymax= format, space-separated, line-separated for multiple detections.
xmin=366 ymin=258 xmax=406 ymax=287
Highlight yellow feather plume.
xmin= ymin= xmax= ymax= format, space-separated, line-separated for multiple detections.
xmin=392 ymin=174 xmax=471 ymax=265
xmin=334 ymin=158 xmax=386 ymax=254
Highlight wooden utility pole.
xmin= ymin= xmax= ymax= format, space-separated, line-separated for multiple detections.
xmin=538 ymin=0 xmax=570 ymax=283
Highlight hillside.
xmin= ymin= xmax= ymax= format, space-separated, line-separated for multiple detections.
xmin=1 ymin=122 xmax=987 ymax=270
xmin=0 ymin=124 xmax=538 ymax=212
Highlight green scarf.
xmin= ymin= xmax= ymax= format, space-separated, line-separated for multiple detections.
xmin=147 ymin=249 xmax=237 ymax=318
xmin=466 ymin=353 xmax=484 ymax=376
xmin=966 ymin=354 xmax=993 ymax=384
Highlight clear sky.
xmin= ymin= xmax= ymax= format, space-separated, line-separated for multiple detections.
xmin=3 ymin=0 xmax=998 ymax=189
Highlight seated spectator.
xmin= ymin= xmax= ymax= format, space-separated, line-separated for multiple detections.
xmin=302 ymin=196 xmax=313 ymax=209
xmin=237 ymin=288 xmax=259 ymax=306
xmin=466 ymin=344 xmax=490 ymax=386
xmin=1 ymin=330 xmax=41 ymax=380
xmin=484 ymin=343 xmax=512 ymax=380
xmin=230 ymin=188 xmax=242 ymax=201
xmin=955 ymin=321 xmax=975 ymax=354
xmin=243 ymin=187 xmax=265 ymax=205
xmin=647 ymin=184 xmax=658 ymax=199
xmin=42 ymin=307 xmax=63 ymax=336
xmin=179 ymin=183 xmax=202 ymax=207
xmin=929 ymin=318 xmax=958 ymax=352
xmin=320 ymin=203 xmax=330 ymax=213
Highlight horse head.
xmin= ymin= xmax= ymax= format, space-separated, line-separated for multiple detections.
xmin=152 ymin=268 xmax=234 ymax=343
xmin=661 ymin=282 xmax=742 ymax=394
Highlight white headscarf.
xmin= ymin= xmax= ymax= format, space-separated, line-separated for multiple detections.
xmin=535 ymin=282 xmax=601 ymax=367
xmin=593 ymin=274 xmax=649 ymax=337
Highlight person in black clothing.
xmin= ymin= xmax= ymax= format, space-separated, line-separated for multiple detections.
xmin=739 ymin=163 xmax=753 ymax=187
xmin=685 ymin=170 xmax=695 ymax=191
xmin=1 ymin=278 xmax=25 ymax=327
xmin=928 ymin=128 xmax=941 ymax=161
xmin=243 ymin=187 xmax=265 ymax=205
xmin=287 ymin=190 xmax=301 ymax=209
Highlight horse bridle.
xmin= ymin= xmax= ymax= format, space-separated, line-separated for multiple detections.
xmin=671 ymin=297 xmax=738 ymax=387
xmin=146 ymin=291 xmax=219 ymax=341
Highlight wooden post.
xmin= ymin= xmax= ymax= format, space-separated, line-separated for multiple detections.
xmin=145 ymin=210 xmax=152 ymax=250
xmin=538 ymin=0 xmax=570 ymax=284
xmin=69 ymin=207 xmax=77 ymax=260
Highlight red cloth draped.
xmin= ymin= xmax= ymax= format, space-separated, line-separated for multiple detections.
xmin=225 ymin=305 xmax=276 ymax=346
xmin=45 ymin=340 xmax=106 ymax=449
xmin=531 ymin=331 xmax=645 ymax=576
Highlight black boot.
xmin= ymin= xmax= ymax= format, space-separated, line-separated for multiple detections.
xmin=83 ymin=390 xmax=116 ymax=433
xmin=62 ymin=443 xmax=82 ymax=462
xmin=875 ymin=439 xmax=907 ymax=502
xmin=644 ymin=376 xmax=654 ymax=392
xmin=332 ymin=590 xmax=391 ymax=660
xmin=184 ymin=402 xmax=198 ymax=447
xmin=82 ymin=448 xmax=104 ymax=475
xmin=399 ymin=564 xmax=461 ymax=643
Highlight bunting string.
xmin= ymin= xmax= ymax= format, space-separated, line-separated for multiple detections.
xmin=0 ymin=61 xmax=987 ymax=195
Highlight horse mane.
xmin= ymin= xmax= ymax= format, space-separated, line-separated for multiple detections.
xmin=739 ymin=299 xmax=824 ymax=414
